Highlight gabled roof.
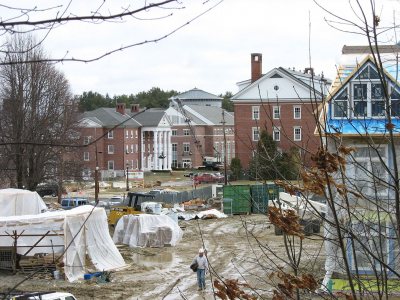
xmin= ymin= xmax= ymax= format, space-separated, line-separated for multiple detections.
xmin=173 ymin=88 xmax=222 ymax=101
xmin=81 ymin=108 xmax=141 ymax=128
xmin=132 ymin=108 xmax=170 ymax=127
xmin=231 ymin=67 xmax=330 ymax=101
xmin=323 ymin=55 xmax=400 ymax=136
xmin=331 ymin=45 xmax=400 ymax=91
xmin=184 ymin=105 xmax=234 ymax=126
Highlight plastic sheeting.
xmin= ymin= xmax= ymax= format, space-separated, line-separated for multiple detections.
xmin=177 ymin=209 xmax=227 ymax=221
xmin=0 ymin=205 xmax=126 ymax=282
xmin=0 ymin=188 xmax=47 ymax=217
xmin=113 ymin=214 xmax=183 ymax=248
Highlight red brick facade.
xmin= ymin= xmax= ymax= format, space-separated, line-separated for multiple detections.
xmin=79 ymin=126 xmax=142 ymax=178
xmin=234 ymin=101 xmax=320 ymax=169
xmin=171 ymin=124 xmax=235 ymax=169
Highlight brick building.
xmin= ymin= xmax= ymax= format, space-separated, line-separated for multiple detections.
xmin=231 ymin=53 xmax=331 ymax=169
xmin=165 ymin=104 xmax=234 ymax=169
xmin=78 ymin=90 xmax=235 ymax=178
xmin=79 ymin=104 xmax=172 ymax=179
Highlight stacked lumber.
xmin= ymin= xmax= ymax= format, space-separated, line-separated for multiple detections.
xmin=19 ymin=254 xmax=60 ymax=274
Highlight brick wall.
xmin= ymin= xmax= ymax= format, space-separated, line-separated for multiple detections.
xmin=234 ymin=101 xmax=320 ymax=169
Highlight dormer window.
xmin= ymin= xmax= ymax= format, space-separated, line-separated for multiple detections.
xmin=333 ymin=88 xmax=348 ymax=118
xmin=371 ymin=83 xmax=384 ymax=117
xmin=353 ymin=83 xmax=368 ymax=117
xmin=390 ymin=87 xmax=400 ymax=116
xmin=331 ymin=63 xmax=398 ymax=119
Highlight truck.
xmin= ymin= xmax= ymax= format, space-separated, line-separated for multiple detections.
xmin=197 ymin=156 xmax=223 ymax=171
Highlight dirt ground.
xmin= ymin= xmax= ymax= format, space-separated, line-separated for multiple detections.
xmin=0 ymin=213 xmax=326 ymax=300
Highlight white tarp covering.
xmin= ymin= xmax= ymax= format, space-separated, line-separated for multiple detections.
xmin=113 ymin=214 xmax=183 ymax=248
xmin=196 ymin=209 xmax=227 ymax=219
xmin=177 ymin=209 xmax=227 ymax=221
xmin=0 ymin=205 xmax=126 ymax=282
xmin=0 ymin=188 xmax=47 ymax=217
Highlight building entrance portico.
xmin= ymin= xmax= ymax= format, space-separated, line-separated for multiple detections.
xmin=141 ymin=128 xmax=172 ymax=171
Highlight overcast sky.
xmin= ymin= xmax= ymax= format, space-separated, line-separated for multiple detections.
xmin=14 ymin=0 xmax=399 ymax=97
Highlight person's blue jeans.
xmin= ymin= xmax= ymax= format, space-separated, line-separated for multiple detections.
xmin=197 ymin=268 xmax=206 ymax=289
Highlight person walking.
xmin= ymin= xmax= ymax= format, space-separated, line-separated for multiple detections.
xmin=192 ymin=248 xmax=208 ymax=291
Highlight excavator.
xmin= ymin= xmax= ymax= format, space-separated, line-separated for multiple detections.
xmin=108 ymin=192 xmax=155 ymax=226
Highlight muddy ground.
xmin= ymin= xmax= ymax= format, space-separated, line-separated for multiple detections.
xmin=0 ymin=214 xmax=325 ymax=300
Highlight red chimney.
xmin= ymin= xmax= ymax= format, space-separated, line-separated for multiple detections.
xmin=251 ymin=53 xmax=262 ymax=83
xmin=116 ymin=103 xmax=125 ymax=114
xmin=131 ymin=104 xmax=140 ymax=113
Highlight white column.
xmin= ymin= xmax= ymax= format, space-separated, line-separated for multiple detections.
xmin=168 ymin=131 xmax=172 ymax=170
xmin=153 ymin=130 xmax=158 ymax=170
xmin=158 ymin=131 xmax=162 ymax=170
xmin=141 ymin=131 xmax=145 ymax=171
xmin=163 ymin=131 xmax=169 ymax=170
xmin=165 ymin=131 xmax=170 ymax=170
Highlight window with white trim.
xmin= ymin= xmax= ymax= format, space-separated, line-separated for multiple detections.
xmin=172 ymin=159 xmax=178 ymax=168
xmin=333 ymin=65 xmax=389 ymax=119
xmin=172 ymin=143 xmax=177 ymax=152
xmin=390 ymin=87 xmax=400 ymax=116
xmin=350 ymin=219 xmax=392 ymax=273
xmin=182 ymin=159 xmax=191 ymax=168
xmin=172 ymin=129 xmax=177 ymax=136
xmin=214 ymin=142 xmax=219 ymax=157
xmin=333 ymin=88 xmax=348 ymax=118
xmin=252 ymin=106 xmax=260 ymax=120
xmin=352 ymin=146 xmax=388 ymax=196
xmin=352 ymin=81 xmax=386 ymax=117
xmin=273 ymin=106 xmax=280 ymax=119
xmin=108 ymin=145 xmax=114 ymax=154
xmin=252 ymin=127 xmax=260 ymax=141
xmin=293 ymin=106 xmax=301 ymax=119
xmin=273 ymin=126 xmax=281 ymax=141
xmin=84 ymin=152 xmax=89 ymax=161
xmin=108 ymin=130 xmax=114 ymax=139
xmin=125 ymin=130 xmax=129 ymax=139
xmin=293 ymin=126 xmax=301 ymax=141
xmin=125 ymin=145 xmax=129 ymax=154
xmin=130 ymin=144 xmax=134 ymax=153
xmin=83 ymin=136 xmax=91 ymax=145
xmin=108 ymin=160 xmax=114 ymax=170
xmin=131 ymin=130 xmax=134 ymax=138
xmin=183 ymin=129 xmax=190 ymax=136
xmin=183 ymin=143 xmax=190 ymax=153
xmin=227 ymin=141 xmax=231 ymax=162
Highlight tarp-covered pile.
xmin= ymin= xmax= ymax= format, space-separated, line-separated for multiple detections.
xmin=0 ymin=205 xmax=126 ymax=282
xmin=113 ymin=214 xmax=183 ymax=247
xmin=177 ymin=209 xmax=228 ymax=221
xmin=0 ymin=188 xmax=47 ymax=216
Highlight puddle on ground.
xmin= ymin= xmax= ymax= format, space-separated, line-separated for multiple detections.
xmin=131 ymin=251 xmax=175 ymax=268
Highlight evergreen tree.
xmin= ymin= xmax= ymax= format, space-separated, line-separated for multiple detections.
xmin=249 ymin=131 xmax=299 ymax=180
xmin=220 ymin=91 xmax=234 ymax=112
xmin=230 ymin=157 xmax=242 ymax=180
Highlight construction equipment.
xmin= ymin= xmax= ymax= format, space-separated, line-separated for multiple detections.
xmin=173 ymin=98 xmax=203 ymax=156
xmin=108 ymin=192 xmax=155 ymax=226
xmin=201 ymin=156 xmax=223 ymax=171
xmin=172 ymin=98 xmax=225 ymax=171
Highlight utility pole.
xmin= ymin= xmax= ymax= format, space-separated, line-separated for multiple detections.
xmin=221 ymin=110 xmax=228 ymax=185
xmin=94 ymin=143 xmax=99 ymax=204
xmin=126 ymin=163 xmax=130 ymax=191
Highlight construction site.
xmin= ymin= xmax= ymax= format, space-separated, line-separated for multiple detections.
xmin=0 ymin=181 xmax=328 ymax=300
